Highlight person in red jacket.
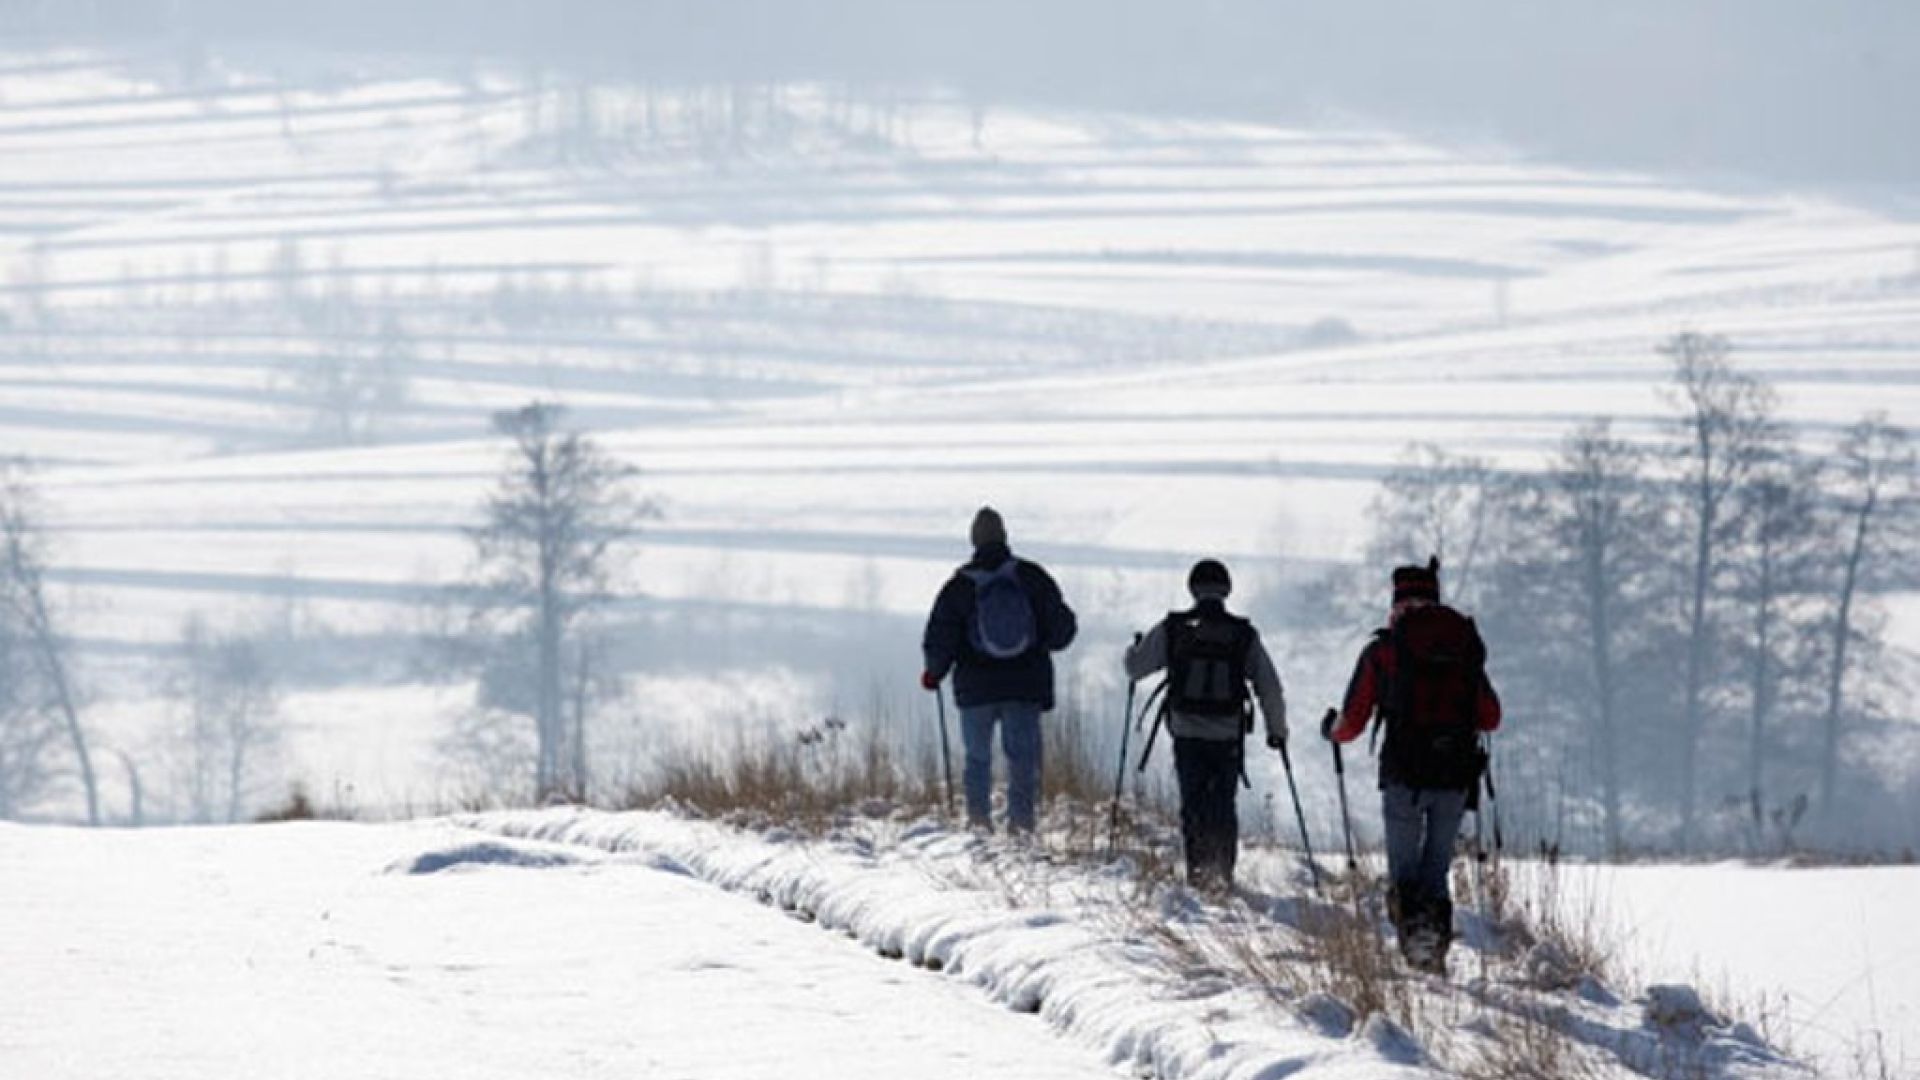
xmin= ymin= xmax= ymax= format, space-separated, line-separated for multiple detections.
xmin=1323 ymin=557 xmax=1499 ymax=972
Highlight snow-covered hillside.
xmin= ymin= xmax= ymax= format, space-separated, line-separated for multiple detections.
xmin=3 ymin=49 xmax=1915 ymax=806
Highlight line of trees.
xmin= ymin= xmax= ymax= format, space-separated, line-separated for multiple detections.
xmin=1356 ymin=334 xmax=1917 ymax=855
xmin=0 ymin=399 xmax=649 ymax=822
xmin=4 ymin=347 xmax=1908 ymax=849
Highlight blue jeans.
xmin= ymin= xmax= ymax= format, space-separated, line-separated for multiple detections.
xmin=960 ymin=701 xmax=1042 ymax=831
xmin=1381 ymin=783 xmax=1469 ymax=911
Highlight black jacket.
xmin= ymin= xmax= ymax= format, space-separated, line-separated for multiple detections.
xmin=922 ymin=542 xmax=1077 ymax=710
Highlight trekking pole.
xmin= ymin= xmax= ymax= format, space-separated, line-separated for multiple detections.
xmin=1107 ymin=678 xmax=1137 ymax=855
xmin=1484 ymin=736 xmax=1504 ymax=857
xmin=1471 ymin=784 xmax=1489 ymax=906
xmin=1133 ymin=681 xmax=1168 ymax=772
xmin=933 ymin=684 xmax=955 ymax=817
xmin=1276 ymin=738 xmax=1321 ymax=892
xmin=1329 ymin=709 xmax=1359 ymax=874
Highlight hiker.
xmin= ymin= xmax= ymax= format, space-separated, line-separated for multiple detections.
xmin=921 ymin=507 xmax=1078 ymax=834
xmin=1324 ymin=557 xmax=1501 ymax=973
xmin=1124 ymin=558 xmax=1287 ymax=893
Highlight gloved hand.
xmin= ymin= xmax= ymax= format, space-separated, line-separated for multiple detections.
xmin=1266 ymin=733 xmax=1285 ymax=751
xmin=1320 ymin=707 xmax=1339 ymax=742
xmin=920 ymin=670 xmax=941 ymax=692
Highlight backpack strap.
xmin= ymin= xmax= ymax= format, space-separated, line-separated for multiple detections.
xmin=1367 ymin=629 xmax=1390 ymax=756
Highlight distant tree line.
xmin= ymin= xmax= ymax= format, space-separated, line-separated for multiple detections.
xmin=1351 ymin=333 xmax=1918 ymax=856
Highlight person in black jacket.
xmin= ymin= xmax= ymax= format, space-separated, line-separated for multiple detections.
xmin=1125 ymin=559 xmax=1287 ymax=892
xmin=921 ymin=507 xmax=1077 ymax=834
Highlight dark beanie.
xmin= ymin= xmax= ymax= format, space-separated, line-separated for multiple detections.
xmin=1392 ymin=556 xmax=1441 ymax=604
xmin=1187 ymin=558 xmax=1232 ymax=600
xmin=970 ymin=506 xmax=1007 ymax=548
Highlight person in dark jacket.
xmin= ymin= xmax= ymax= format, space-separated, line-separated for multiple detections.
xmin=1124 ymin=558 xmax=1287 ymax=893
xmin=1325 ymin=558 xmax=1501 ymax=971
xmin=921 ymin=507 xmax=1077 ymax=834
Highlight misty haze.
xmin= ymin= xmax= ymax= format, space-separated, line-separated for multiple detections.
xmin=0 ymin=4 xmax=1915 ymax=1079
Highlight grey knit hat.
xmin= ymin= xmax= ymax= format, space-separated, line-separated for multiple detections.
xmin=970 ymin=506 xmax=1007 ymax=548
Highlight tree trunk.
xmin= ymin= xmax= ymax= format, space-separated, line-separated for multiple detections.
xmin=1585 ymin=543 xmax=1622 ymax=856
xmin=1680 ymin=457 xmax=1714 ymax=853
xmin=118 ymin=750 xmax=143 ymax=828
xmin=26 ymin=586 xmax=97 ymax=826
xmin=1819 ymin=495 xmax=1871 ymax=826
xmin=228 ymin=698 xmax=248 ymax=825
xmin=1747 ymin=537 xmax=1775 ymax=849
xmin=570 ymin=646 xmax=590 ymax=802
xmin=535 ymin=523 xmax=563 ymax=800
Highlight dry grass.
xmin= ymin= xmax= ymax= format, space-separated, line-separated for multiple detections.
xmin=621 ymin=697 xmax=1146 ymax=838
xmin=627 ymin=715 xmax=943 ymax=829
xmin=615 ymin=709 xmax=1790 ymax=1080
xmin=1040 ymin=703 xmax=1122 ymax=810
xmin=1480 ymin=848 xmax=1620 ymax=992
xmin=1450 ymin=1001 xmax=1612 ymax=1080
xmin=252 ymin=783 xmax=356 ymax=823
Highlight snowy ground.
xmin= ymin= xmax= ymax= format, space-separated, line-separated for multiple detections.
xmin=0 ymin=811 xmax=1833 ymax=1080
xmin=1594 ymin=862 xmax=1919 ymax=1079
xmin=0 ymin=819 xmax=1125 ymax=1080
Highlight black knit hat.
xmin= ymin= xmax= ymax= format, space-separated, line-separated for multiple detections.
xmin=1187 ymin=558 xmax=1232 ymax=599
xmin=1392 ymin=556 xmax=1441 ymax=604
xmin=970 ymin=506 xmax=1007 ymax=548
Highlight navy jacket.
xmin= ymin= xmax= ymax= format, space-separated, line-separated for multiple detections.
xmin=922 ymin=542 xmax=1077 ymax=710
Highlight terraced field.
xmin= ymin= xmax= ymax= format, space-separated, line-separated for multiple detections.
xmin=1 ymin=47 xmax=1916 ymax=812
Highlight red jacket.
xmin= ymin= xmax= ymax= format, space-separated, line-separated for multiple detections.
xmin=1331 ymin=633 xmax=1501 ymax=744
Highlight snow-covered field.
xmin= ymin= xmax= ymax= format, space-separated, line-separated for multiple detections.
xmin=2 ymin=43 xmax=1918 ymax=1078
xmin=4 ymin=48 xmax=1915 ymax=804
xmin=3 ymin=810 xmax=1865 ymax=1080
xmin=0 ymin=818 xmax=1129 ymax=1080
xmin=1596 ymin=861 xmax=1919 ymax=1078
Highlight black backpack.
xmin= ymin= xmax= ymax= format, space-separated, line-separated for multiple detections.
xmin=1379 ymin=603 xmax=1487 ymax=789
xmin=1164 ymin=605 xmax=1254 ymax=725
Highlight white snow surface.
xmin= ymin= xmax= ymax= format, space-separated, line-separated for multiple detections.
xmin=0 ymin=809 xmax=1827 ymax=1080
xmin=0 ymin=818 xmax=1118 ymax=1080
xmin=1592 ymin=862 xmax=1920 ymax=1078
xmin=467 ymin=808 xmax=1809 ymax=1080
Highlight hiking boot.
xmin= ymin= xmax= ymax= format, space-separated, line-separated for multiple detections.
xmin=1187 ymin=865 xmax=1233 ymax=897
xmin=1404 ymin=927 xmax=1446 ymax=974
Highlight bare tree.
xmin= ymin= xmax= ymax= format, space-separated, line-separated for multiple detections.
xmin=465 ymin=403 xmax=648 ymax=800
xmin=0 ymin=465 xmax=98 ymax=825
xmin=1728 ymin=449 xmax=1824 ymax=843
xmin=1660 ymin=332 xmax=1778 ymax=850
xmin=1531 ymin=421 xmax=1670 ymax=854
xmin=1364 ymin=443 xmax=1500 ymax=611
xmin=0 ymin=612 xmax=60 ymax=818
xmin=288 ymin=307 xmax=411 ymax=446
xmin=169 ymin=615 xmax=283 ymax=823
xmin=1815 ymin=414 xmax=1917 ymax=830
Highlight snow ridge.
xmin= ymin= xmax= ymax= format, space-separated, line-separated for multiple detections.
xmin=469 ymin=807 xmax=1436 ymax=1080
xmin=463 ymin=808 xmax=1807 ymax=1080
